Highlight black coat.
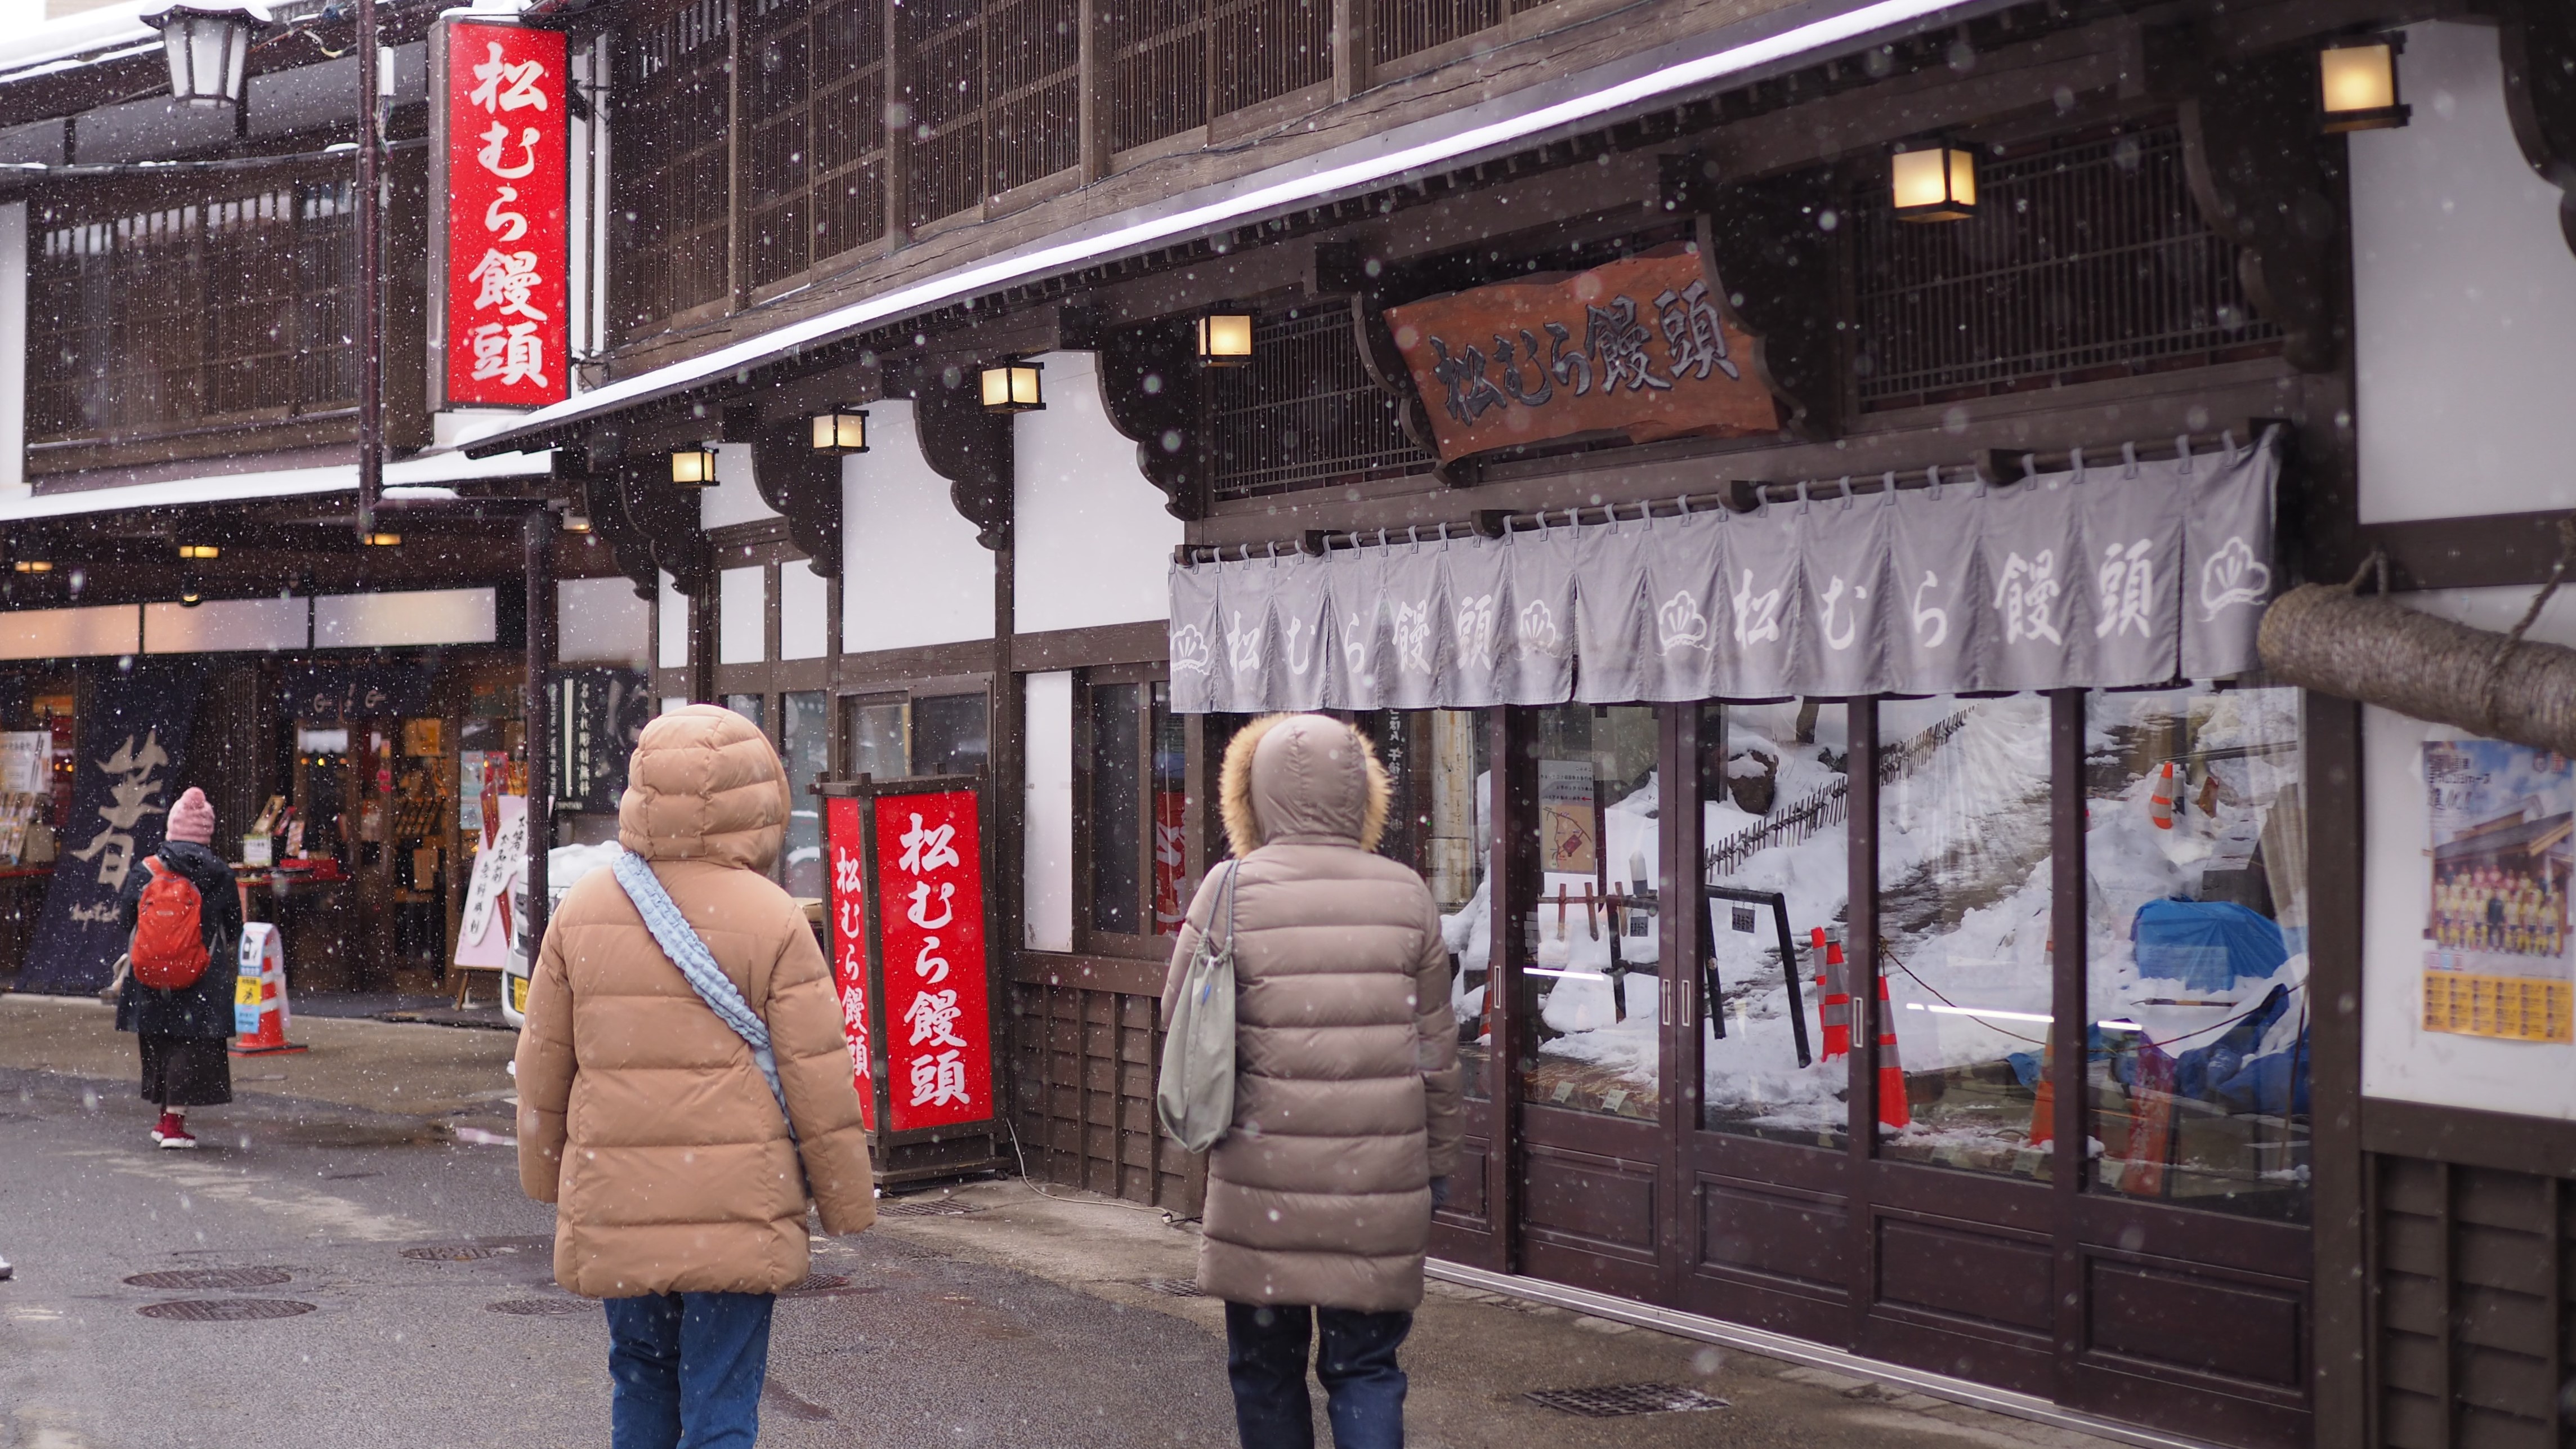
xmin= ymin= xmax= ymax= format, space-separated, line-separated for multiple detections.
xmin=113 ymin=841 xmax=244 ymax=1040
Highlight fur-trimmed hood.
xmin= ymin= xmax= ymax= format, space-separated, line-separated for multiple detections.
xmin=1219 ymin=714 xmax=1389 ymax=856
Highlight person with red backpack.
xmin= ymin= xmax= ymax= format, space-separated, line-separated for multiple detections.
xmin=113 ymin=786 xmax=242 ymax=1150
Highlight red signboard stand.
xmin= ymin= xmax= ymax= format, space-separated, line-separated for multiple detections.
xmin=822 ymin=776 xmax=1007 ymax=1185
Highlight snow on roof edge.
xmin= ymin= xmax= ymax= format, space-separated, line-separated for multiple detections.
xmin=454 ymin=0 xmax=1993 ymax=458
xmin=0 ymin=447 xmax=552 ymax=522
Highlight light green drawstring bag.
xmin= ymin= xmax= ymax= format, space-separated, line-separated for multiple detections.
xmin=1156 ymin=861 xmax=1241 ymax=1153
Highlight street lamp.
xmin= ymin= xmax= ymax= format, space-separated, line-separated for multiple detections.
xmin=1890 ymin=141 xmax=1979 ymax=223
xmin=140 ymin=2 xmax=267 ymax=108
xmin=808 ymin=410 xmax=870 ymax=454
xmin=979 ymin=363 xmax=1044 ymax=414
xmin=2319 ymin=34 xmax=2410 ymax=133
xmin=669 ymin=447 xmax=719 ymax=486
xmin=1196 ymin=313 xmax=1254 ymax=367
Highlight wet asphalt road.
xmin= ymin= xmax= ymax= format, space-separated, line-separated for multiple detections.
xmin=0 ymin=1067 xmax=1239 ymax=1449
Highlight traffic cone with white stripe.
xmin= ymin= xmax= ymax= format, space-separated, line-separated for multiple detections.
xmin=2146 ymin=761 xmax=2178 ymax=830
xmin=1811 ymin=927 xmax=1850 ymax=1062
xmin=1873 ymin=969 xmax=1911 ymax=1130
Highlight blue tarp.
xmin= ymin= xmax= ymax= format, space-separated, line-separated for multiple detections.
xmin=2131 ymin=898 xmax=2289 ymax=992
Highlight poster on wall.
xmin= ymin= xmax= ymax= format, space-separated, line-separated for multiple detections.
xmin=0 ymin=730 xmax=48 ymax=794
xmin=2421 ymin=737 xmax=2575 ymax=1043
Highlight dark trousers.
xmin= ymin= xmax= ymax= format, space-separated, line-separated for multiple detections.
xmin=1224 ymin=1301 xmax=1412 ymax=1449
xmin=602 ymin=1290 xmax=776 ymax=1449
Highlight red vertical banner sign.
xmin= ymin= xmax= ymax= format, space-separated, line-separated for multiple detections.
xmin=823 ymin=795 xmax=874 ymax=1129
xmin=873 ymin=790 xmax=994 ymax=1131
xmin=430 ymin=18 xmax=570 ymax=409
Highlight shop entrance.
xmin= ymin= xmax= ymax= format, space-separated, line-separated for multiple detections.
xmin=1416 ymin=697 xmax=2314 ymax=1449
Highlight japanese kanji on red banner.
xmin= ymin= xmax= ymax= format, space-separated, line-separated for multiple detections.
xmin=824 ymin=795 xmax=875 ymax=1130
xmin=430 ymin=18 xmax=569 ymax=409
xmin=822 ymin=788 xmax=994 ymax=1136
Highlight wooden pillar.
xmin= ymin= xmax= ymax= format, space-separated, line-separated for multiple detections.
xmin=523 ymin=509 xmax=556 ymax=961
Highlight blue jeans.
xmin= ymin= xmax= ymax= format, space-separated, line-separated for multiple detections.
xmin=602 ymin=1291 xmax=776 ymax=1449
xmin=1224 ymin=1301 xmax=1412 ymax=1449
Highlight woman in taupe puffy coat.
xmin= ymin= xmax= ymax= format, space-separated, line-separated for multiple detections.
xmin=516 ymin=705 xmax=875 ymax=1449
xmin=1162 ymin=712 xmax=1463 ymax=1449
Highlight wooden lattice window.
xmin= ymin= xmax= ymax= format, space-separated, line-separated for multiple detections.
xmin=1849 ymin=123 xmax=2284 ymax=410
xmin=28 ymin=178 xmax=357 ymax=448
xmin=1101 ymin=0 xmax=1328 ymax=156
xmin=1206 ymin=308 xmax=1432 ymax=503
xmin=610 ymin=0 xmax=730 ymax=341
xmin=744 ymin=0 xmax=888 ymax=291
xmin=898 ymin=0 xmax=1080 ymax=231
xmin=1371 ymin=0 xmax=1545 ymax=65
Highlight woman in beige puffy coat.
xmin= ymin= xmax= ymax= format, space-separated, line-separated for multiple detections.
xmin=516 ymin=705 xmax=874 ymax=1449
xmin=1162 ymin=712 xmax=1463 ymax=1449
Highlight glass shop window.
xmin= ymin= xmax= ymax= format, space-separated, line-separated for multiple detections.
xmin=911 ymin=694 xmax=989 ymax=777
xmin=1876 ymin=695 xmax=2057 ymax=1180
xmin=1698 ymin=700 xmax=1852 ymax=1148
xmin=846 ymin=694 xmax=906 ymax=778
xmin=1517 ymin=704 xmax=1661 ymax=1121
xmin=1353 ymin=710 xmax=1492 ymax=1099
xmin=2084 ymin=686 xmax=2310 ymax=1222
xmin=1086 ymin=679 xmax=1186 ymax=942
xmin=780 ymin=690 xmax=829 ymax=899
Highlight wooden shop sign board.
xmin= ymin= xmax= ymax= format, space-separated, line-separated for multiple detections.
xmin=824 ymin=777 xmax=1005 ymax=1184
xmin=1384 ymin=246 xmax=1779 ymax=463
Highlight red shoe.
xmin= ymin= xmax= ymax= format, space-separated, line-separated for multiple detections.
xmin=148 ymin=1111 xmax=181 ymax=1145
xmin=156 ymin=1117 xmax=197 ymax=1150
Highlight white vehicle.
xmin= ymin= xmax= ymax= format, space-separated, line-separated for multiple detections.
xmin=500 ymin=842 xmax=624 ymax=1027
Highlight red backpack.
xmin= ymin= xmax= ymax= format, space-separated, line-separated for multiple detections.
xmin=131 ymin=855 xmax=210 ymax=991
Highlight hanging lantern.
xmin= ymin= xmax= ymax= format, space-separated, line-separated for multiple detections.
xmin=178 ymin=542 xmax=221 ymax=561
xmin=809 ymin=410 xmax=870 ymax=454
xmin=669 ymin=446 xmax=719 ymax=486
xmin=140 ymin=2 xmax=265 ymax=109
xmin=1196 ymin=314 xmax=1254 ymax=367
xmin=978 ymin=363 xmax=1044 ymax=414
xmin=2318 ymin=34 xmax=2409 ymax=133
xmin=364 ymin=530 xmax=402 ymax=547
xmin=1890 ymin=141 xmax=1979 ymax=222
xmin=179 ymin=578 xmax=204 ymax=607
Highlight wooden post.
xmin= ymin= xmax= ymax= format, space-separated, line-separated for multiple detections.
xmin=523 ymin=509 xmax=555 ymax=964
xmin=355 ymin=0 xmax=383 ymax=539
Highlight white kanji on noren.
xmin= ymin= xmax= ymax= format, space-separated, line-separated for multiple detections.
xmin=907 ymin=1048 xmax=970 ymax=1108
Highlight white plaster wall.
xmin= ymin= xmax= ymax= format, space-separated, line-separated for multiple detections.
xmin=1023 ymin=669 xmax=1074 ymax=951
xmin=842 ymin=400 xmax=994 ymax=652
xmin=2353 ymin=21 xmax=2576 ymax=524
xmin=657 ymin=570 xmax=687 ymax=669
xmin=557 ymin=574 xmax=650 ymax=668
xmin=0 ymin=200 xmax=24 ymax=497
xmin=1013 ymin=351 xmax=1183 ymax=633
xmin=2362 ymin=585 xmax=2576 ymax=1119
xmin=700 ymin=444 xmax=782 ymax=530
xmin=719 ymin=564 xmax=767 ymax=664
xmin=780 ymin=561 xmax=829 ymax=660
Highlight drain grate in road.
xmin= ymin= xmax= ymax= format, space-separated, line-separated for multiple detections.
xmin=783 ymin=1274 xmax=851 ymax=1296
xmin=1147 ymin=1278 xmax=1204 ymax=1297
xmin=125 ymin=1267 xmax=291 ymax=1291
xmin=402 ymin=1244 xmax=522 ymax=1262
xmin=138 ymin=1299 xmax=317 ymax=1322
xmin=878 ymin=1199 xmax=983 ymax=1218
xmin=1524 ymin=1384 xmax=1729 ymax=1418
xmin=487 ymin=1298 xmax=592 ymax=1317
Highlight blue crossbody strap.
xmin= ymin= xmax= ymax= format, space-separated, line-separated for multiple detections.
xmin=610 ymin=849 xmax=792 ymax=1128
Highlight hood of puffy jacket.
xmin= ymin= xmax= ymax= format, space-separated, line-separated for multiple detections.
xmin=1220 ymin=713 xmax=1389 ymax=855
xmin=618 ymin=705 xmax=789 ymax=872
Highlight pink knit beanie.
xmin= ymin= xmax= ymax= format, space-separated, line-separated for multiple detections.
xmin=166 ymin=787 xmax=216 ymax=847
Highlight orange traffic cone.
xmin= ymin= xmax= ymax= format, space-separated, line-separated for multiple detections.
xmin=230 ymin=923 xmax=307 ymax=1057
xmin=1812 ymin=927 xmax=1851 ymax=1061
xmin=1873 ymin=970 xmax=1910 ymax=1129
xmin=2146 ymin=761 xmax=2178 ymax=830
